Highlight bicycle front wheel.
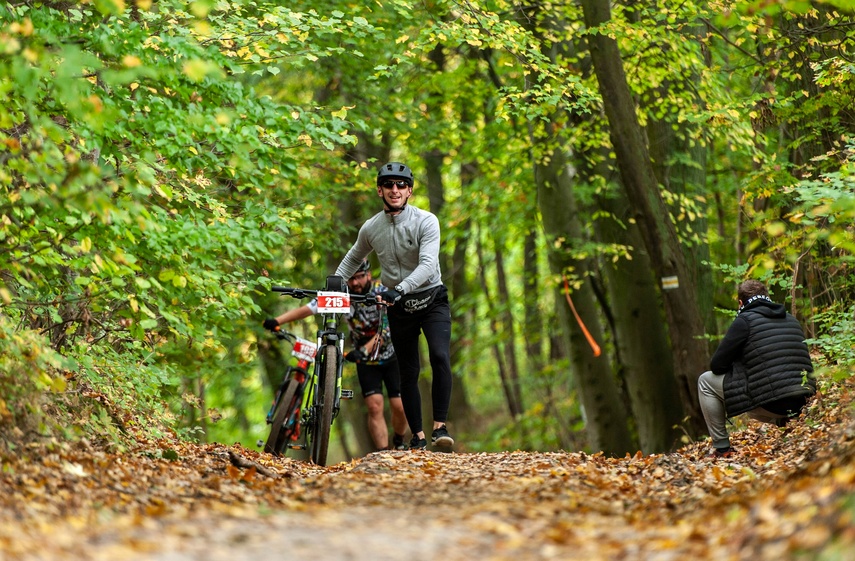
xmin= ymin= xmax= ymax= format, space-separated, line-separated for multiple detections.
xmin=310 ymin=344 xmax=338 ymax=466
xmin=264 ymin=379 xmax=299 ymax=456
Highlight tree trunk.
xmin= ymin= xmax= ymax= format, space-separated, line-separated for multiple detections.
xmin=493 ymin=239 xmax=523 ymax=415
xmin=595 ymin=190 xmax=686 ymax=453
xmin=580 ymin=0 xmax=710 ymax=435
xmin=475 ymin=229 xmax=523 ymax=417
xmin=640 ymin=11 xmax=716 ymax=345
xmin=536 ymin=149 xmax=635 ymax=456
xmin=523 ymin=230 xmax=544 ymax=376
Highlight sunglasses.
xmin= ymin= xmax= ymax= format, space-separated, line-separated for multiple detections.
xmin=380 ymin=180 xmax=410 ymax=189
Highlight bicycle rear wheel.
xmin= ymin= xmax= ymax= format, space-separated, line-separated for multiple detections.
xmin=264 ymin=379 xmax=299 ymax=456
xmin=310 ymin=344 xmax=337 ymax=466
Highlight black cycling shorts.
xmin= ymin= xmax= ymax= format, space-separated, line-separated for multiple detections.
xmin=356 ymin=358 xmax=401 ymax=399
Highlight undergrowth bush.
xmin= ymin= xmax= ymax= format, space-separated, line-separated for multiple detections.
xmin=806 ymin=305 xmax=855 ymax=371
xmin=0 ymin=311 xmax=182 ymax=450
xmin=0 ymin=313 xmax=71 ymax=439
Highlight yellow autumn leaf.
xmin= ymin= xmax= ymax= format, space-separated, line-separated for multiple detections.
xmin=94 ymin=0 xmax=126 ymax=15
xmin=123 ymin=55 xmax=142 ymax=68
xmin=62 ymin=462 xmax=87 ymax=477
xmin=10 ymin=19 xmax=34 ymax=36
xmin=331 ymin=107 xmax=349 ymax=119
xmin=183 ymin=59 xmax=220 ymax=82
xmin=50 ymin=376 xmax=67 ymax=393
xmin=190 ymin=0 xmax=211 ymax=17
xmin=765 ymin=221 xmax=786 ymax=237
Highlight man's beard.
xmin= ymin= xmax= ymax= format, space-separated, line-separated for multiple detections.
xmin=352 ymin=281 xmax=371 ymax=295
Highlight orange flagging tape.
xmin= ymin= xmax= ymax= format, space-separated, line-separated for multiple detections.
xmin=562 ymin=275 xmax=602 ymax=357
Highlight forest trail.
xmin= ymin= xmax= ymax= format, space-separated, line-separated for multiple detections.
xmin=3 ymin=380 xmax=855 ymax=561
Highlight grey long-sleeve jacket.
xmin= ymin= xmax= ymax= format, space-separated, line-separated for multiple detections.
xmin=335 ymin=204 xmax=442 ymax=295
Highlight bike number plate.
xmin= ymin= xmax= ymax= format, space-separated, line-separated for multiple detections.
xmin=292 ymin=337 xmax=318 ymax=361
xmin=317 ymin=291 xmax=351 ymax=314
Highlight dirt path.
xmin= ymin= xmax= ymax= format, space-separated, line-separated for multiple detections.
xmin=3 ymin=384 xmax=855 ymax=560
xmin=3 ymin=448 xmax=732 ymax=561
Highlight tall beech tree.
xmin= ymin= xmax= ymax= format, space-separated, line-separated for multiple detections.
xmin=535 ymin=146 xmax=635 ymax=455
xmin=578 ymin=0 xmax=711 ymax=433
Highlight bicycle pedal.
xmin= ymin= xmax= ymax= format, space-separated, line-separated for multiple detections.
xmin=341 ymin=389 xmax=354 ymax=399
xmin=287 ymin=444 xmax=307 ymax=450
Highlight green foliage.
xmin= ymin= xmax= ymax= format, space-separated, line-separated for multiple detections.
xmin=2 ymin=0 xmax=855 ymax=453
xmin=805 ymin=307 xmax=855 ymax=372
xmin=472 ymin=394 xmax=588 ymax=453
xmin=790 ymin=143 xmax=855 ymax=251
xmin=0 ymin=0 xmax=373 ymax=444
xmin=0 ymin=313 xmax=72 ymax=430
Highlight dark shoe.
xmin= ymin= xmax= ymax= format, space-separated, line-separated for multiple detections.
xmin=407 ymin=435 xmax=427 ymax=450
xmin=392 ymin=434 xmax=407 ymax=450
xmin=709 ymin=446 xmax=735 ymax=458
xmin=775 ymin=417 xmax=790 ymax=428
xmin=431 ymin=425 xmax=454 ymax=449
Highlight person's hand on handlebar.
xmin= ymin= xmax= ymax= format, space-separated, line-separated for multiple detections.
xmin=378 ymin=288 xmax=401 ymax=306
xmin=263 ymin=318 xmax=280 ymax=331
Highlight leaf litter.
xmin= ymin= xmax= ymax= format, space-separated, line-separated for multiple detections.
xmin=1 ymin=379 xmax=854 ymax=560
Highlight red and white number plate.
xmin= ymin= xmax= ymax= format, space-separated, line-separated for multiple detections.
xmin=317 ymin=291 xmax=351 ymax=314
xmin=291 ymin=337 xmax=318 ymax=362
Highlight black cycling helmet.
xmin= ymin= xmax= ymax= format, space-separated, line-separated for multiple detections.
xmin=348 ymin=259 xmax=371 ymax=281
xmin=377 ymin=162 xmax=414 ymax=186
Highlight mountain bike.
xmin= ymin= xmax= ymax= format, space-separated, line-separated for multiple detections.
xmin=262 ymin=329 xmax=317 ymax=456
xmin=268 ymin=275 xmax=381 ymax=466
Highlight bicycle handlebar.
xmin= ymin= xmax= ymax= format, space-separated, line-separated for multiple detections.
xmin=272 ymin=286 xmax=384 ymax=305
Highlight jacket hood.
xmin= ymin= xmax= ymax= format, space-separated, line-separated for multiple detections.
xmin=740 ymin=296 xmax=785 ymax=319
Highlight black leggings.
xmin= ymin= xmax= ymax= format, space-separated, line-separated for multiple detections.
xmin=387 ymin=286 xmax=453 ymax=434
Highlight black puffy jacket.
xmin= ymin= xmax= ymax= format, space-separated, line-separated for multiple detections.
xmin=711 ymin=296 xmax=815 ymax=417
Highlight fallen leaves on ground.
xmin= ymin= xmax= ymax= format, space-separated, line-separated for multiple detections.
xmin=2 ymin=381 xmax=855 ymax=560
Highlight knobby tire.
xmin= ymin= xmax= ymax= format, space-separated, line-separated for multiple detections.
xmin=310 ymin=344 xmax=338 ymax=466
xmin=264 ymin=379 xmax=299 ymax=456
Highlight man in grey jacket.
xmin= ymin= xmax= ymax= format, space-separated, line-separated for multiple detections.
xmin=335 ymin=162 xmax=454 ymax=451
xmin=698 ymin=279 xmax=815 ymax=457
